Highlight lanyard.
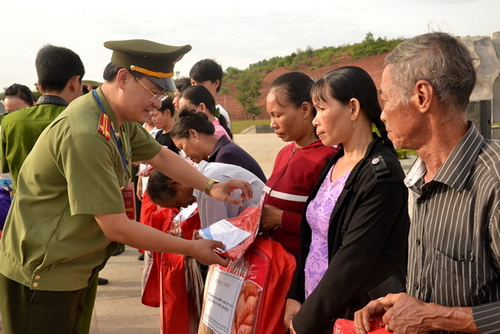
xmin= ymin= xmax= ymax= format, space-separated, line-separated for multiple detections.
xmin=92 ymin=90 xmax=128 ymax=185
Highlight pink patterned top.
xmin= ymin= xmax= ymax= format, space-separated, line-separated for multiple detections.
xmin=212 ymin=119 xmax=231 ymax=141
xmin=304 ymin=165 xmax=351 ymax=298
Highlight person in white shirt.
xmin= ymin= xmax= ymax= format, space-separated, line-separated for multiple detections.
xmin=147 ymin=161 xmax=263 ymax=228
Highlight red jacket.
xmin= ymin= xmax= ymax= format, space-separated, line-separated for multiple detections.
xmin=264 ymin=140 xmax=337 ymax=258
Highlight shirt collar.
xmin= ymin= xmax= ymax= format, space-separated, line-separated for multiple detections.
xmin=404 ymin=122 xmax=484 ymax=192
xmin=404 ymin=158 xmax=426 ymax=188
xmin=35 ymin=95 xmax=68 ymax=107
xmin=210 ymin=135 xmax=230 ymax=159
xmin=93 ymin=87 xmax=120 ymax=129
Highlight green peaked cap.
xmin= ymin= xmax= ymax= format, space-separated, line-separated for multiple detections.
xmin=104 ymin=39 xmax=191 ymax=92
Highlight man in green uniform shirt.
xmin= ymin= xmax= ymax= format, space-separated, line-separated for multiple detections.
xmin=0 ymin=45 xmax=109 ymax=334
xmin=0 ymin=39 xmax=252 ymax=334
xmin=0 ymin=45 xmax=85 ymax=191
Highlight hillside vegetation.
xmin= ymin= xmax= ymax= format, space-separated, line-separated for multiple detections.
xmin=222 ymin=32 xmax=404 ymax=119
xmin=223 ymin=32 xmax=404 ymax=85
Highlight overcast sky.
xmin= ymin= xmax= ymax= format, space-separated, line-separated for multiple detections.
xmin=1 ymin=0 xmax=498 ymax=91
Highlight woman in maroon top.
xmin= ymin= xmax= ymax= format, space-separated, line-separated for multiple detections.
xmin=262 ymin=72 xmax=337 ymax=259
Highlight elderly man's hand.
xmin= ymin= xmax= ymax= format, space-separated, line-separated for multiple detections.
xmin=355 ymin=293 xmax=434 ymax=334
xmin=354 ymin=295 xmax=392 ymax=333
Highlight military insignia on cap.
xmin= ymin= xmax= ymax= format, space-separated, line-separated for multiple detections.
xmin=98 ymin=113 xmax=111 ymax=141
xmin=103 ymin=39 xmax=191 ymax=92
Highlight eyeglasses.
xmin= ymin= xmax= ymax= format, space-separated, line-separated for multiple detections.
xmin=134 ymin=76 xmax=168 ymax=103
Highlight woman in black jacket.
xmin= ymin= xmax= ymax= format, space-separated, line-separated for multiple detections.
xmin=285 ymin=66 xmax=410 ymax=334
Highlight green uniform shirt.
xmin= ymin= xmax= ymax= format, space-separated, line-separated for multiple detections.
xmin=0 ymin=97 xmax=67 ymax=190
xmin=0 ymin=88 xmax=162 ymax=291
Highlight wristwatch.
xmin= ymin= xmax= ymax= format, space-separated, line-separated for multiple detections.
xmin=204 ymin=179 xmax=220 ymax=196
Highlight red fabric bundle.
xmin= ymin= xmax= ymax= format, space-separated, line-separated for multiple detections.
xmin=333 ymin=319 xmax=390 ymax=334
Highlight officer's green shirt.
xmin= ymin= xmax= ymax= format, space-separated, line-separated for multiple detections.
xmin=0 ymin=88 xmax=162 ymax=291
xmin=0 ymin=96 xmax=68 ymax=190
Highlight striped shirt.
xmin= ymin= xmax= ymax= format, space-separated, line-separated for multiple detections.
xmin=405 ymin=123 xmax=500 ymax=334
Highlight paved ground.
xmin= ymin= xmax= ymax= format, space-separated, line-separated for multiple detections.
xmin=89 ymin=247 xmax=159 ymax=334
xmin=232 ymin=133 xmax=289 ymax=177
xmin=0 ymin=133 xmax=417 ymax=334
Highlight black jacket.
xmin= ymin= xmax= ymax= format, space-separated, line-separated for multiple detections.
xmin=287 ymin=137 xmax=410 ymax=334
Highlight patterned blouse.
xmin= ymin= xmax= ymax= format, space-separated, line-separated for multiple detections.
xmin=304 ymin=165 xmax=351 ymax=298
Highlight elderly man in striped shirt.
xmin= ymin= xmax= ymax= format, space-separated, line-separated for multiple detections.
xmin=354 ymin=32 xmax=500 ymax=334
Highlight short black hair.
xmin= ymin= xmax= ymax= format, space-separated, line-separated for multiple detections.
xmin=158 ymin=96 xmax=175 ymax=117
xmin=189 ymin=59 xmax=223 ymax=92
xmin=147 ymin=170 xmax=176 ymax=206
xmin=175 ymin=77 xmax=191 ymax=93
xmin=102 ymin=62 xmax=122 ymax=82
xmin=4 ymin=83 xmax=36 ymax=105
xmin=102 ymin=62 xmax=148 ymax=85
xmin=36 ymin=44 xmax=85 ymax=92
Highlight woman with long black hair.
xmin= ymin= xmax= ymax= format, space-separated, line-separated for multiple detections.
xmin=178 ymin=84 xmax=232 ymax=140
xmin=285 ymin=66 xmax=409 ymax=334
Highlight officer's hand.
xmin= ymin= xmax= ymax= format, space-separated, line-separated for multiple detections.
xmin=209 ymin=179 xmax=253 ymax=206
xmin=190 ymin=239 xmax=230 ymax=267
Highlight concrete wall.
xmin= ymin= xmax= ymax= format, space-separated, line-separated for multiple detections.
xmin=461 ymin=32 xmax=500 ymax=139
xmin=461 ymin=32 xmax=500 ymax=102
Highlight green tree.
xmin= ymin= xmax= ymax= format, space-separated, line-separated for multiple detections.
xmin=235 ymin=70 xmax=262 ymax=120
xmin=219 ymin=87 xmax=230 ymax=95
xmin=219 ymin=86 xmax=231 ymax=109
xmin=225 ymin=66 xmax=241 ymax=77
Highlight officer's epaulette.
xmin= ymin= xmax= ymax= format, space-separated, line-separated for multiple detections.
xmin=98 ymin=113 xmax=111 ymax=141
xmin=370 ymin=155 xmax=390 ymax=178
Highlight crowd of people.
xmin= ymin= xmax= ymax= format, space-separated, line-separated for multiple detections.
xmin=0 ymin=31 xmax=498 ymax=334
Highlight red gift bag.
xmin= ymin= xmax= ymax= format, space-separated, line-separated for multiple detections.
xmin=141 ymin=207 xmax=179 ymax=307
xmin=142 ymin=207 xmax=203 ymax=334
xmin=199 ymin=236 xmax=296 ymax=334
xmin=160 ymin=252 xmax=192 ymax=333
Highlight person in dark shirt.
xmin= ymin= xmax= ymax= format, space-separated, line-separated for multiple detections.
xmin=152 ymin=96 xmax=179 ymax=154
xmin=285 ymin=66 xmax=409 ymax=334
xmin=172 ymin=108 xmax=266 ymax=182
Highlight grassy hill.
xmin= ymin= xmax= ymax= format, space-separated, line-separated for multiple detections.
xmin=223 ymin=32 xmax=404 ymax=86
xmin=217 ymin=33 xmax=405 ymax=121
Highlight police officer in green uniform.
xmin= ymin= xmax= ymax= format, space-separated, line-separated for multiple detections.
xmin=0 ymin=39 xmax=252 ymax=334
xmin=1 ymin=45 xmax=85 ymax=191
